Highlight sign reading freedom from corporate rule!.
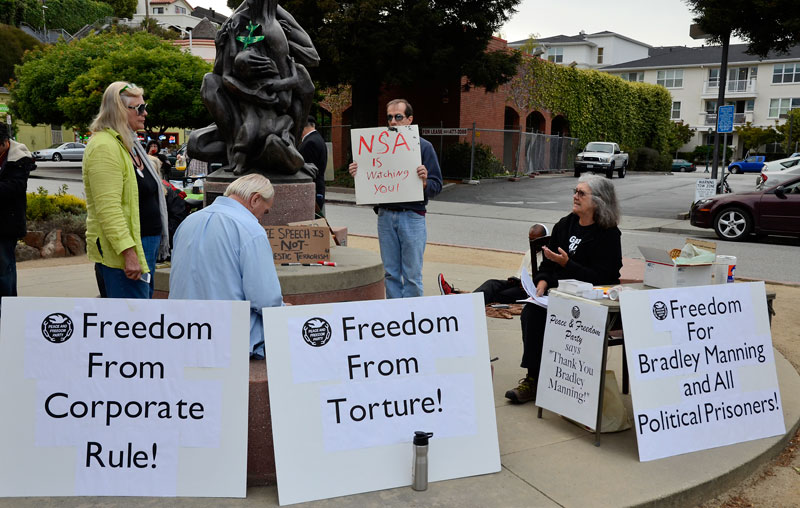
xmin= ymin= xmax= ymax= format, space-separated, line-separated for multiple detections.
xmin=0 ymin=298 xmax=250 ymax=497
xmin=535 ymin=293 xmax=609 ymax=429
xmin=619 ymin=282 xmax=785 ymax=461
xmin=350 ymin=125 xmax=423 ymax=205
xmin=263 ymin=294 xmax=500 ymax=505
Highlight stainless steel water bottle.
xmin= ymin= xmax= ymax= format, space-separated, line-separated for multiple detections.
xmin=412 ymin=431 xmax=433 ymax=491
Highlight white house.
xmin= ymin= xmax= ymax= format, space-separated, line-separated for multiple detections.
xmin=508 ymin=31 xmax=651 ymax=70
xmin=131 ymin=0 xmax=200 ymax=30
xmin=602 ymin=44 xmax=800 ymax=156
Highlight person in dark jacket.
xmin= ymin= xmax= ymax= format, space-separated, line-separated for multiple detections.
xmin=0 ymin=123 xmax=35 ymax=313
xmin=298 ymin=116 xmax=328 ymax=216
xmin=506 ymin=174 xmax=623 ymax=404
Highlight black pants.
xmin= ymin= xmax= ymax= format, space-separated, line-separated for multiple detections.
xmin=474 ymin=278 xmax=527 ymax=305
xmin=0 ymin=238 xmax=17 ymax=316
xmin=520 ymin=303 xmax=548 ymax=380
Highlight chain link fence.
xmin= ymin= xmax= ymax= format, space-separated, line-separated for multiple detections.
xmin=316 ymin=125 xmax=581 ymax=180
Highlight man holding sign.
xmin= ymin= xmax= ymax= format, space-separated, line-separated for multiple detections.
xmin=349 ymin=99 xmax=442 ymax=298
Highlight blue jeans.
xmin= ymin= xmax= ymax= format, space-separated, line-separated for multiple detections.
xmin=377 ymin=209 xmax=426 ymax=299
xmin=0 ymin=238 xmax=18 ymax=316
xmin=99 ymin=235 xmax=160 ymax=299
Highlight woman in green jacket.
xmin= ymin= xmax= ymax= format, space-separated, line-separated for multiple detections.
xmin=83 ymin=82 xmax=169 ymax=298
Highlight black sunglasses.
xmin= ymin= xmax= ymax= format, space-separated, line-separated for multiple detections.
xmin=387 ymin=114 xmax=406 ymax=122
xmin=127 ymin=103 xmax=148 ymax=116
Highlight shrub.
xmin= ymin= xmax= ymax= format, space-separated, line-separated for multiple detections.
xmin=631 ymin=147 xmax=670 ymax=171
xmin=442 ymin=142 xmax=507 ymax=179
xmin=26 ymin=185 xmax=86 ymax=222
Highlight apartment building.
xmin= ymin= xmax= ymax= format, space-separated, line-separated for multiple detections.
xmin=602 ymin=44 xmax=800 ymax=156
xmin=508 ymin=31 xmax=651 ymax=70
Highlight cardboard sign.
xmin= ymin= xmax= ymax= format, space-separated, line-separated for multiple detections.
xmin=350 ymin=125 xmax=423 ymax=205
xmin=619 ymin=282 xmax=784 ymax=461
xmin=0 ymin=298 xmax=250 ymax=497
xmin=262 ymin=294 xmax=500 ymax=505
xmin=266 ymin=225 xmax=330 ymax=264
xmin=535 ymin=293 xmax=609 ymax=428
xmin=695 ymin=179 xmax=717 ymax=203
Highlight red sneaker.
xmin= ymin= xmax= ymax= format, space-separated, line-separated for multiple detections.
xmin=438 ymin=273 xmax=454 ymax=295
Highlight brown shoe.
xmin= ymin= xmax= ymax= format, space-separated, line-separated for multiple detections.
xmin=505 ymin=376 xmax=537 ymax=404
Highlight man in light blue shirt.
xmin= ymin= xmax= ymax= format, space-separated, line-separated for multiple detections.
xmin=169 ymin=174 xmax=284 ymax=358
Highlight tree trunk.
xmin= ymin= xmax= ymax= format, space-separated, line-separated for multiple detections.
xmin=350 ymin=79 xmax=381 ymax=129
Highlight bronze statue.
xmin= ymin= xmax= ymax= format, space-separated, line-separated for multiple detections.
xmin=188 ymin=0 xmax=320 ymax=179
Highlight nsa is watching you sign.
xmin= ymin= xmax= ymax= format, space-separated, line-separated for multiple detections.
xmin=0 ymin=297 xmax=250 ymax=498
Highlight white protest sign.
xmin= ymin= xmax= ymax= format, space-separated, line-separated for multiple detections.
xmin=0 ymin=297 xmax=250 ymax=497
xmin=350 ymin=125 xmax=423 ymax=205
xmin=535 ymin=293 xmax=609 ymax=428
xmin=694 ymin=179 xmax=717 ymax=203
xmin=620 ymin=282 xmax=784 ymax=462
xmin=263 ymin=293 xmax=500 ymax=505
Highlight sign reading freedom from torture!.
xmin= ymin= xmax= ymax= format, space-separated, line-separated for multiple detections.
xmin=0 ymin=298 xmax=250 ymax=497
xmin=350 ymin=125 xmax=423 ymax=205
xmin=263 ymin=293 xmax=500 ymax=505
xmin=535 ymin=293 xmax=609 ymax=428
xmin=619 ymin=282 xmax=785 ymax=461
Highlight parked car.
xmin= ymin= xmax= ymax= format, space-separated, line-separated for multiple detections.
xmin=32 ymin=142 xmax=86 ymax=161
xmin=574 ymin=142 xmax=628 ymax=179
xmin=671 ymin=159 xmax=696 ymax=172
xmin=727 ymin=155 xmax=765 ymax=174
xmin=756 ymin=156 xmax=800 ymax=189
xmin=690 ymin=175 xmax=800 ymax=241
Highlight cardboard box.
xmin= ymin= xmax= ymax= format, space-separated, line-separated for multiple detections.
xmin=265 ymin=225 xmax=330 ymax=264
xmin=639 ymin=246 xmax=712 ymax=288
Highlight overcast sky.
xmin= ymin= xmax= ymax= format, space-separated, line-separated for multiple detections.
xmin=198 ymin=0 xmax=744 ymax=48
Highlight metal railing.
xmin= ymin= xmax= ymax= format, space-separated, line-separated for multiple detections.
xmin=703 ymin=78 xmax=757 ymax=95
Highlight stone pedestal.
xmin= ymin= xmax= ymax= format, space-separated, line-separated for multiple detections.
xmin=152 ymin=247 xmax=385 ymax=485
xmin=203 ymin=169 xmax=315 ymax=225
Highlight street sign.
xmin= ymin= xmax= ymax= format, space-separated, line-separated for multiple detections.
xmin=0 ymin=104 xmax=8 ymax=113
xmin=717 ymin=105 xmax=734 ymax=133
xmin=420 ymin=128 xmax=468 ymax=136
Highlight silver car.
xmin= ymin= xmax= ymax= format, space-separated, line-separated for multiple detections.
xmin=756 ymin=155 xmax=800 ymax=189
xmin=32 ymin=142 xmax=86 ymax=162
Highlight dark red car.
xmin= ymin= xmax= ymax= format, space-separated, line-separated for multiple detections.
xmin=690 ymin=175 xmax=800 ymax=241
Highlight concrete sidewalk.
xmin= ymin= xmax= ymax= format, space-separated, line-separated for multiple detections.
xmin=6 ymin=248 xmax=800 ymax=508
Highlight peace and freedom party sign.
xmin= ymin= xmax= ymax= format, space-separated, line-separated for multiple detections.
xmin=263 ymin=293 xmax=500 ymax=505
xmin=350 ymin=125 xmax=423 ymax=205
xmin=0 ymin=297 xmax=250 ymax=497
xmin=535 ymin=293 xmax=609 ymax=429
xmin=619 ymin=282 xmax=784 ymax=461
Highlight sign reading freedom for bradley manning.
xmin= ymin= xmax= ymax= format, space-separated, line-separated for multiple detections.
xmin=620 ymin=282 xmax=784 ymax=461
xmin=350 ymin=125 xmax=423 ymax=205
xmin=263 ymin=293 xmax=500 ymax=506
xmin=0 ymin=297 xmax=250 ymax=497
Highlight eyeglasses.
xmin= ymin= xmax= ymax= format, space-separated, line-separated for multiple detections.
xmin=127 ymin=103 xmax=148 ymax=116
xmin=387 ymin=114 xmax=406 ymax=122
xmin=573 ymin=188 xmax=590 ymax=198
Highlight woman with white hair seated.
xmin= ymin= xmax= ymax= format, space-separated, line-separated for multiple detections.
xmin=506 ymin=174 xmax=622 ymax=404
xmin=83 ymin=81 xmax=169 ymax=298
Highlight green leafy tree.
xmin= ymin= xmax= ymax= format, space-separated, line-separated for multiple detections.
xmin=100 ymin=0 xmax=137 ymax=18
xmin=775 ymin=109 xmax=800 ymax=153
xmin=0 ymin=0 xmax=115 ymax=34
xmin=734 ymin=122 xmax=780 ymax=153
xmin=10 ymin=31 xmax=212 ymax=134
xmin=667 ymin=121 xmax=695 ymax=156
xmin=0 ymin=24 xmax=41 ymax=86
xmin=281 ymin=0 xmax=522 ymax=127
xmin=686 ymin=0 xmax=800 ymax=56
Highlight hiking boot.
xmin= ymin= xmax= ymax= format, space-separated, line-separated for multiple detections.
xmin=438 ymin=273 xmax=454 ymax=295
xmin=505 ymin=376 xmax=537 ymax=404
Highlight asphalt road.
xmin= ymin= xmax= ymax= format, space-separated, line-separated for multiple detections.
xmin=438 ymin=170 xmax=761 ymax=219
xmin=29 ymin=164 xmax=799 ymax=283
